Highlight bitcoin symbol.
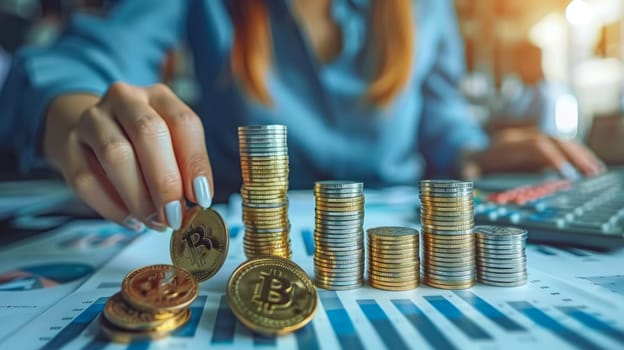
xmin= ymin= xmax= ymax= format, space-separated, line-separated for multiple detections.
xmin=182 ymin=226 xmax=215 ymax=266
xmin=253 ymin=269 xmax=294 ymax=314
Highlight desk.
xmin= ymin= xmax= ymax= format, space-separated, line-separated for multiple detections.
xmin=1 ymin=188 xmax=623 ymax=349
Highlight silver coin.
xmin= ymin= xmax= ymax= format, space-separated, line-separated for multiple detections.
xmin=478 ymin=278 xmax=527 ymax=287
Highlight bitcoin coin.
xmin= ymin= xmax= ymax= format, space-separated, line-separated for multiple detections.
xmin=227 ymin=256 xmax=317 ymax=335
xmin=170 ymin=207 xmax=229 ymax=282
xmin=121 ymin=264 xmax=198 ymax=312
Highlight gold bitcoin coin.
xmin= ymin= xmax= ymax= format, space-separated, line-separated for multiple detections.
xmin=170 ymin=206 xmax=229 ymax=282
xmin=227 ymin=256 xmax=317 ymax=335
xmin=121 ymin=264 xmax=198 ymax=312
xmin=103 ymin=293 xmax=178 ymax=330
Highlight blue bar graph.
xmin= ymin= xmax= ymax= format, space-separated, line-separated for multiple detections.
xmin=391 ymin=299 xmax=457 ymax=350
xmin=295 ymin=323 xmax=320 ymax=350
xmin=509 ymin=301 xmax=604 ymax=350
xmin=301 ymin=229 xmax=315 ymax=256
xmin=563 ymin=248 xmax=590 ymax=257
xmin=126 ymin=341 xmax=151 ymax=350
xmin=319 ymin=291 xmax=364 ymax=350
xmin=42 ymin=297 xmax=108 ymax=350
xmin=97 ymin=282 xmax=120 ymax=289
xmin=171 ymin=295 xmax=206 ymax=337
xmin=453 ymin=291 xmax=526 ymax=332
xmin=229 ymin=225 xmax=242 ymax=239
xmin=211 ymin=295 xmax=237 ymax=344
xmin=536 ymin=246 xmax=557 ymax=256
xmin=357 ymin=299 xmax=408 ymax=350
xmin=253 ymin=332 xmax=276 ymax=346
xmin=424 ymin=296 xmax=492 ymax=340
xmin=557 ymin=306 xmax=624 ymax=345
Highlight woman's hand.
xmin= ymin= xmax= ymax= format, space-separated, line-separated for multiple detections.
xmin=43 ymin=82 xmax=213 ymax=231
xmin=462 ymin=128 xmax=605 ymax=179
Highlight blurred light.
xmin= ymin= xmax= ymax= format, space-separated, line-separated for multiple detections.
xmin=555 ymin=94 xmax=579 ymax=139
xmin=566 ymin=0 xmax=594 ymax=25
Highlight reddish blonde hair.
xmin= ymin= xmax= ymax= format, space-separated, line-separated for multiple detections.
xmin=230 ymin=0 xmax=415 ymax=106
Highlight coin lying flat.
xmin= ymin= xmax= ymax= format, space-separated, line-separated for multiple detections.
xmin=121 ymin=264 xmax=198 ymax=312
xmin=170 ymin=206 xmax=229 ymax=282
xmin=227 ymin=256 xmax=317 ymax=335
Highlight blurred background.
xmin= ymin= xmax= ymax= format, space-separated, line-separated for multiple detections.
xmin=1 ymin=0 xmax=623 ymax=171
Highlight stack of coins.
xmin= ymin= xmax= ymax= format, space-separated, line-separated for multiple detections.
xmin=475 ymin=225 xmax=528 ymax=287
xmin=227 ymin=256 xmax=318 ymax=335
xmin=313 ymin=181 xmax=365 ymax=290
xmin=367 ymin=226 xmax=420 ymax=291
xmin=420 ymin=180 xmax=476 ymax=289
xmin=99 ymin=264 xmax=198 ymax=343
xmin=238 ymin=125 xmax=291 ymax=259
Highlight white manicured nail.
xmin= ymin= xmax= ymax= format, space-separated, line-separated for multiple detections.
xmin=559 ymin=161 xmax=581 ymax=181
xmin=164 ymin=201 xmax=182 ymax=230
xmin=193 ymin=176 xmax=212 ymax=209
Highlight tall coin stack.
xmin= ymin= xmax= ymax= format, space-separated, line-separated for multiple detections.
xmin=367 ymin=226 xmax=420 ymax=291
xmin=313 ymin=181 xmax=365 ymax=290
xmin=420 ymin=180 xmax=476 ymax=289
xmin=238 ymin=125 xmax=291 ymax=259
xmin=475 ymin=225 xmax=528 ymax=287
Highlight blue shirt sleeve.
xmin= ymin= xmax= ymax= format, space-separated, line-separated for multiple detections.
xmin=418 ymin=0 xmax=489 ymax=177
xmin=0 ymin=0 xmax=189 ymax=173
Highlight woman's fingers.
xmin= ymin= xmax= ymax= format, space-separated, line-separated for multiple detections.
xmin=62 ymin=132 xmax=144 ymax=232
xmin=77 ymin=105 xmax=158 ymax=229
xmin=148 ymin=84 xmax=214 ymax=208
xmin=551 ymin=138 xmax=605 ymax=176
xmin=105 ymin=83 xmax=184 ymax=230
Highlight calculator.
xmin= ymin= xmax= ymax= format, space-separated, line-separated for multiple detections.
xmin=474 ymin=168 xmax=624 ymax=250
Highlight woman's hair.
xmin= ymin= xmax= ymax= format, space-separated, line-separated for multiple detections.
xmin=229 ymin=0 xmax=415 ymax=106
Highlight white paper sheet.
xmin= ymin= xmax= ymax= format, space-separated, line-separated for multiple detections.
xmin=2 ymin=192 xmax=623 ymax=350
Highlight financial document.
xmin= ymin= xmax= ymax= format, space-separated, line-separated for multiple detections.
xmin=1 ymin=191 xmax=624 ymax=350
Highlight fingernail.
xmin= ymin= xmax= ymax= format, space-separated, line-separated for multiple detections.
xmin=559 ymin=161 xmax=581 ymax=181
xmin=122 ymin=216 xmax=146 ymax=232
xmin=165 ymin=200 xmax=182 ymax=230
xmin=193 ymin=176 xmax=212 ymax=209
xmin=145 ymin=213 xmax=169 ymax=232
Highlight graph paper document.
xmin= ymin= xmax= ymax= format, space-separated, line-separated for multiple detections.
xmin=1 ymin=191 xmax=624 ymax=350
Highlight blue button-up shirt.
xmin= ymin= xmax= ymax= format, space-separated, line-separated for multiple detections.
xmin=0 ymin=0 xmax=488 ymax=200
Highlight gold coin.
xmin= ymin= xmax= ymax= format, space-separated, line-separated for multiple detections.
xmin=103 ymin=292 xmax=177 ymax=330
xmin=227 ymin=256 xmax=317 ymax=335
xmin=121 ymin=264 xmax=198 ymax=312
xmin=99 ymin=309 xmax=191 ymax=343
xmin=170 ymin=207 xmax=229 ymax=282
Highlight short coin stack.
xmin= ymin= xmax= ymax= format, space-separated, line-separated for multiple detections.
xmin=475 ymin=225 xmax=528 ymax=287
xmin=367 ymin=226 xmax=420 ymax=291
xmin=420 ymin=180 xmax=476 ymax=289
xmin=238 ymin=125 xmax=291 ymax=259
xmin=313 ymin=181 xmax=365 ymax=290
xmin=99 ymin=264 xmax=198 ymax=343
